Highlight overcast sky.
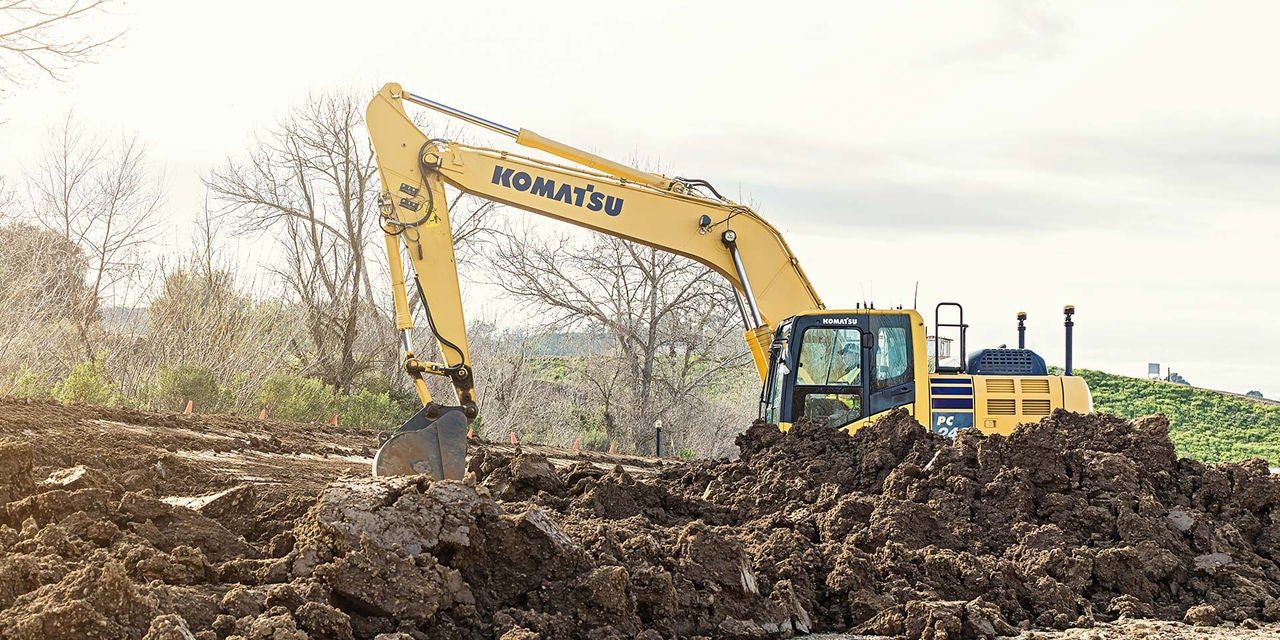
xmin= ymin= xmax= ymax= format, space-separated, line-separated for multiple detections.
xmin=1 ymin=1 xmax=1276 ymax=397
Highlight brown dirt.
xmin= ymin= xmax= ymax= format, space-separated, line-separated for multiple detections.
xmin=2 ymin=396 xmax=1280 ymax=639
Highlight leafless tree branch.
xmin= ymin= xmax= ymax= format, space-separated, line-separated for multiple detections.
xmin=0 ymin=0 xmax=121 ymax=87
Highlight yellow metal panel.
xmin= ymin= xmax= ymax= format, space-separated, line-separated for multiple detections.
xmin=1061 ymin=376 xmax=1093 ymax=413
xmin=973 ymin=374 xmax=1069 ymax=435
xmin=745 ymin=326 xmax=773 ymax=381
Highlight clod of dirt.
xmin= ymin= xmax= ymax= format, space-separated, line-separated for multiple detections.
xmin=0 ymin=440 xmax=35 ymax=504
xmin=142 ymin=614 xmax=197 ymax=640
xmin=0 ymin=561 xmax=158 ymax=639
xmin=42 ymin=465 xmax=124 ymax=494
xmin=294 ymin=601 xmax=353 ymax=639
xmin=315 ymin=539 xmax=454 ymax=620
xmin=301 ymin=476 xmax=495 ymax=557
xmin=1186 ymin=604 xmax=1220 ymax=626
xmin=497 ymin=628 xmax=541 ymax=640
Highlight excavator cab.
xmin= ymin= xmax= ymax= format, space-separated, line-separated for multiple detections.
xmin=761 ymin=310 xmax=924 ymax=432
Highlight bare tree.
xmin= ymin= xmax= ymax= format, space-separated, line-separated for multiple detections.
xmin=206 ymin=92 xmax=383 ymax=392
xmin=486 ymin=228 xmax=752 ymax=453
xmin=206 ymin=90 xmax=496 ymax=394
xmin=0 ymin=222 xmax=88 ymax=383
xmin=24 ymin=112 xmax=163 ymax=360
xmin=0 ymin=0 xmax=120 ymax=88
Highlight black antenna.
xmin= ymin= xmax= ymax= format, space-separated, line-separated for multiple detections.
xmin=913 ymin=281 xmax=919 ymax=309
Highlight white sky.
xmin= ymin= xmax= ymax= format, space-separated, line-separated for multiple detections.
xmin=1 ymin=0 xmax=1276 ymax=397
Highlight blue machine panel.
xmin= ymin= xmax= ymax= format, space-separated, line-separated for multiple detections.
xmin=931 ymin=411 xmax=974 ymax=438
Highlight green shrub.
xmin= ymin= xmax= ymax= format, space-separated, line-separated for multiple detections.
xmin=152 ymin=364 xmax=229 ymax=413
xmin=255 ymin=373 xmax=410 ymax=428
xmin=677 ymin=447 xmax=698 ymax=460
xmin=55 ymin=354 xmax=122 ymax=406
xmin=6 ymin=369 xmax=54 ymax=399
xmin=337 ymin=389 xmax=406 ymax=429
xmin=257 ymin=374 xmax=337 ymax=423
xmin=579 ymin=430 xmax=611 ymax=452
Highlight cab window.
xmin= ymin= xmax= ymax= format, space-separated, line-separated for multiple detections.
xmin=800 ymin=392 xmax=862 ymax=428
xmin=760 ymin=321 xmax=792 ymax=424
xmin=762 ymin=345 xmax=786 ymax=423
xmin=795 ymin=325 xmax=864 ymax=427
xmin=798 ymin=327 xmax=861 ymax=385
xmin=871 ymin=315 xmax=913 ymax=392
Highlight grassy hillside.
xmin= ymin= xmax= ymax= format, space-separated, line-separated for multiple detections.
xmin=1075 ymin=368 xmax=1280 ymax=465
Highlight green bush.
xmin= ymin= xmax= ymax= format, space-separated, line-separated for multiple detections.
xmin=578 ymin=430 xmax=611 ymax=452
xmin=256 ymin=373 xmax=409 ymax=429
xmin=677 ymin=447 xmax=698 ymax=460
xmin=257 ymin=374 xmax=337 ymax=423
xmin=6 ymin=369 xmax=54 ymax=399
xmin=55 ymin=354 xmax=122 ymax=406
xmin=151 ymin=364 xmax=229 ymax=413
xmin=338 ymin=388 xmax=406 ymax=429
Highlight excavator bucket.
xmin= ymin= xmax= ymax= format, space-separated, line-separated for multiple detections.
xmin=372 ymin=405 xmax=470 ymax=479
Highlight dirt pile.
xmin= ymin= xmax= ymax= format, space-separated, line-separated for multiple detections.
xmin=2 ymin=396 xmax=1280 ymax=639
xmin=458 ymin=410 xmax=1280 ymax=638
xmin=677 ymin=411 xmax=1280 ymax=637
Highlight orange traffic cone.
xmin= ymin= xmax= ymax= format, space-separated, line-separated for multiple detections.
xmin=467 ymin=428 xmax=474 ymax=439
xmin=510 ymin=432 xmax=518 ymax=444
xmin=183 ymin=400 xmax=193 ymax=414
xmin=331 ymin=414 xmax=339 ymax=426
xmin=572 ymin=439 xmax=580 ymax=452
xmin=608 ymin=442 xmax=615 ymax=455
xmin=259 ymin=409 xmax=267 ymax=420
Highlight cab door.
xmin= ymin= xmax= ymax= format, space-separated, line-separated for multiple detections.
xmin=775 ymin=316 xmax=870 ymax=429
xmin=866 ymin=313 xmax=917 ymax=417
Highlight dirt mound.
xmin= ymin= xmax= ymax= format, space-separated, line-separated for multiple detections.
xmin=3 ymin=396 xmax=1280 ymax=639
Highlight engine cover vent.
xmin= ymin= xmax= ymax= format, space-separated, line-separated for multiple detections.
xmin=967 ymin=348 xmax=1048 ymax=376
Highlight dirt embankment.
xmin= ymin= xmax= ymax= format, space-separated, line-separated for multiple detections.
xmin=2 ymin=396 xmax=1280 ymax=639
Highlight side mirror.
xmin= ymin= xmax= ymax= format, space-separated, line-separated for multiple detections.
xmin=861 ymin=332 xmax=875 ymax=349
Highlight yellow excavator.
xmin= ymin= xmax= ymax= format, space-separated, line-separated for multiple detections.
xmin=366 ymin=82 xmax=1092 ymax=478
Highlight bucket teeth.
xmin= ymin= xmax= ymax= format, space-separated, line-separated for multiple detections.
xmin=372 ymin=405 xmax=470 ymax=479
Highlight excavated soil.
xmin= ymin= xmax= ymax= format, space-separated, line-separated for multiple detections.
xmin=2 ymin=396 xmax=1280 ymax=639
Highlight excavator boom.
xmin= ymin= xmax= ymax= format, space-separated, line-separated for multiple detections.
xmin=367 ymin=83 xmax=823 ymax=477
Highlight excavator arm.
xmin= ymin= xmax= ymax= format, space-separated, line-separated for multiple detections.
xmin=367 ymin=82 xmax=823 ymax=477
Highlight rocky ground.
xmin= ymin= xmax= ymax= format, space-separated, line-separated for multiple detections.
xmin=1 ymin=397 xmax=1279 ymax=639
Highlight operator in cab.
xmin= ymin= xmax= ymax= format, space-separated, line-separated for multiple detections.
xmin=834 ymin=342 xmax=861 ymax=385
